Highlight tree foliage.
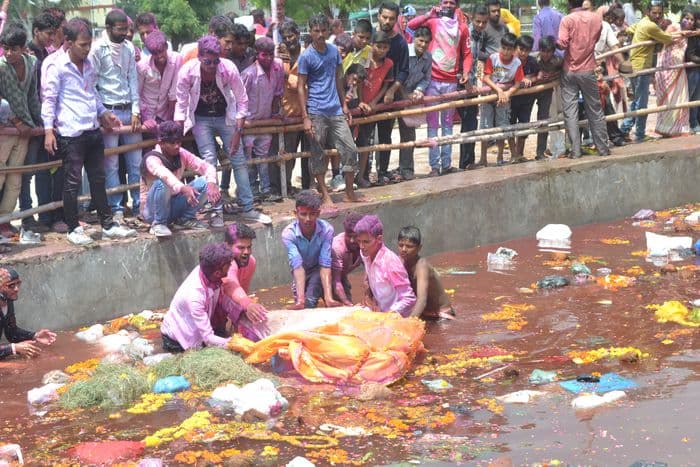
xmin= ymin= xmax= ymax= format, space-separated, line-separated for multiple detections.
xmin=5 ymin=0 xmax=81 ymax=31
xmin=251 ymin=0 xmax=370 ymax=24
xmin=117 ymin=0 xmax=216 ymax=48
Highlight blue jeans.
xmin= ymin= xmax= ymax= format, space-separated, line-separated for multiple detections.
xmin=103 ymin=108 xmax=143 ymax=214
xmin=191 ymin=115 xmax=254 ymax=211
xmin=620 ymin=74 xmax=651 ymax=140
xmin=426 ymin=81 xmax=457 ymax=170
xmin=143 ymin=176 xmax=208 ymax=225
xmin=19 ymin=136 xmax=52 ymax=222
xmin=687 ymin=68 xmax=700 ymax=130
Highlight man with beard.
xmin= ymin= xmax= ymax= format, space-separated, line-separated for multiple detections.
xmin=373 ymin=2 xmax=409 ymax=184
xmin=160 ymin=243 xmax=240 ymax=352
xmin=331 ymin=212 xmax=364 ymax=305
xmin=90 ymin=9 xmax=142 ymax=223
xmin=408 ymin=0 xmax=472 ymax=176
xmin=483 ymin=0 xmax=508 ymax=55
xmin=0 ymin=266 xmax=56 ymax=360
xmin=137 ymin=31 xmax=182 ymax=133
xmin=221 ymin=222 xmax=269 ymax=338
xmin=270 ymin=20 xmax=310 ymax=195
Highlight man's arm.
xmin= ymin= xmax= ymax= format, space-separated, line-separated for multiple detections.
xmin=389 ymin=269 xmax=417 ymax=316
xmin=532 ymin=14 xmax=542 ymax=52
xmin=41 ymin=62 xmax=59 ymax=154
xmin=128 ymin=45 xmax=141 ymax=117
xmin=460 ymin=24 xmax=474 ymax=84
xmin=187 ymin=294 xmax=230 ymax=347
xmin=297 ymin=68 xmax=313 ymax=135
xmin=290 ymin=267 xmax=307 ymax=309
xmin=319 ymin=225 xmax=340 ymax=307
xmin=173 ymin=65 xmax=190 ymax=124
xmin=335 ymin=64 xmax=350 ymax=121
xmin=556 ymin=16 xmax=570 ymax=51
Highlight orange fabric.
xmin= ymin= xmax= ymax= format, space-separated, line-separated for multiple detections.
xmin=228 ymin=310 xmax=425 ymax=385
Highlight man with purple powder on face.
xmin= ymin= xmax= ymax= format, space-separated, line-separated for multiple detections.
xmin=355 ymin=215 xmax=416 ymax=316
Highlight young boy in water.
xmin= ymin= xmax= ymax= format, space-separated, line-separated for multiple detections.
xmin=355 ymin=215 xmax=415 ymax=316
xmin=397 ymin=226 xmax=455 ymax=320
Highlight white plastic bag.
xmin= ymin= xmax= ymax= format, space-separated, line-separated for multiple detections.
xmin=75 ymin=324 xmax=104 ymax=343
xmin=571 ymin=390 xmax=626 ymax=410
xmin=143 ymin=353 xmax=175 ymax=366
xmin=210 ymin=378 xmax=288 ymax=416
xmin=98 ymin=330 xmax=132 ymax=353
xmin=536 ymin=224 xmax=572 ymax=251
xmin=495 ymin=390 xmax=546 ymax=404
xmin=27 ymin=383 xmax=64 ymax=405
xmin=645 ymin=232 xmax=692 ymax=257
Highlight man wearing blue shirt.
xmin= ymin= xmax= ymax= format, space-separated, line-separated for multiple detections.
xmin=281 ymin=190 xmax=341 ymax=309
xmin=89 ymin=9 xmax=142 ymax=222
xmin=297 ymin=14 xmax=362 ymax=209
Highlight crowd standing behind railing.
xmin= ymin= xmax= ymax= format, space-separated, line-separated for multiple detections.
xmin=0 ymin=0 xmax=699 ymax=249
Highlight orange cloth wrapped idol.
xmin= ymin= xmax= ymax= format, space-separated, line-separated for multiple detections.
xmin=228 ymin=309 xmax=425 ymax=385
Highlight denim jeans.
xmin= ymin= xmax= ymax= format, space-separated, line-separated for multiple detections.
xmin=458 ymin=104 xmax=478 ymax=168
xmin=58 ymin=129 xmax=113 ymax=231
xmin=103 ymin=108 xmax=143 ymax=214
xmin=426 ymin=81 xmax=458 ymax=170
xmin=143 ymin=176 xmax=208 ymax=225
xmin=620 ymin=74 xmax=651 ymax=140
xmin=191 ymin=115 xmax=254 ymax=211
xmin=687 ymin=68 xmax=700 ymax=130
xmin=19 ymin=136 xmax=52 ymax=219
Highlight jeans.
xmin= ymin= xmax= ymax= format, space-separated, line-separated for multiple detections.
xmin=143 ymin=176 xmax=208 ymax=225
xmin=269 ymin=130 xmax=309 ymax=194
xmin=620 ymin=73 xmax=651 ymax=140
xmin=103 ymin=108 xmax=143 ymax=214
xmin=398 ymin=117 xmax=416 ymax=177
xmin=535 ymin=89 xmax=553 ymax=157
xmin=458 ymin=104 xmax=478 ymax=168
xmin=687 ymin=68 xmax=700 ymax=130
xmin=58 ymin=129 xmax=113 ymax=231
xmin=19 ymin=136 xmax=57 ymax=223
xmin=192 ymin=115 xmax=254 ymax=211
xmin=375 ymin=117 xmax=395 ymax=176
xmin=426 ymin=81 xmax=458 ymax=170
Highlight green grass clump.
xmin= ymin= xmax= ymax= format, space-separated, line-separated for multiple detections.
xmin=59 ymin=363 xmax=149 ymax=409
xmin=151 ymin=347 xmax=271 ymax=390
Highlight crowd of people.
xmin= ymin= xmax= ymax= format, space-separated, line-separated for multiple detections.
xmin=0 ymin=0 xmax=698 ymax=248
xmin=1 ymin=190 xmax=453 ymax=358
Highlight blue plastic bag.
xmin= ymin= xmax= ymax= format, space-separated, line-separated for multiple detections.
xmin=559 ymin=372 xmax=637 ymax=394
xmin=153 ymin=375 xmax=190 ymax=393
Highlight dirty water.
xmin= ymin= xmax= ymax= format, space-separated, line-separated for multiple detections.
xmin=1 ymin=204 xmax=699 ymax=465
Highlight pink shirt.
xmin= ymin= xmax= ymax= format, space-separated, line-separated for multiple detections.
xmin=161 ymin=266 xmax=239 ymax=350
xmin=557 ymin=8 xmax=602 ymax=73
xmin=361 ymin=244 xmax=416 ymax=316
xmin=137 ymin=51 xmax=182 ymax=122
xmin=331 ymin=232 xmax=362 ymax=278
xmin=140 ymin=144 xmax=217 ymax=213
xmin=240 ymin=59 xmax=285 ymax=120
xmin=174 ymin=57 xmax=249 ymax=134
xmin=224 ymin=255 xmax=256 ymax=310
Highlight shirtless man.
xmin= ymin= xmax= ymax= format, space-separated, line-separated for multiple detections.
xmin=397 ymin=226 xmax=455 ymax=320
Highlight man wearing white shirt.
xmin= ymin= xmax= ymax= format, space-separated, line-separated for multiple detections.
xmin=41 ymin=17 xmax=136 ymax=245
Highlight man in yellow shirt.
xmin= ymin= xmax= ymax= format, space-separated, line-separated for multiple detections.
xmin=621 ymin=2 xmax=685 ymax=142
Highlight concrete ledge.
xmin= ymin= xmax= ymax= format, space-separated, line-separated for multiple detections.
xmin=7 ymin=136 xmax=700 ymax=330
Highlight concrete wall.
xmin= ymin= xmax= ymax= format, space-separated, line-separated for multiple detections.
xmin=11 ymin=144 xmax=700 ymax=330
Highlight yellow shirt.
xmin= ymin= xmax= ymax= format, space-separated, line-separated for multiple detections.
xmin=629 ymin=16 xmax=673 ymax=70
xmin=342 ymin=45 xmax=371 ymax=73
xmin=501 ymin=8 xmax=521 ymax=37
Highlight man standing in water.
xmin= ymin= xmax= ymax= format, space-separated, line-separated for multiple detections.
xmin=0 ymin=266 xmax=56 ymax=359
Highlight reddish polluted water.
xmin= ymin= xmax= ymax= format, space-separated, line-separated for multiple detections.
xmin=1 ymin=203 xmax=699 ymax=466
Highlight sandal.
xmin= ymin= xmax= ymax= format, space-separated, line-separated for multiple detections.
xmin=390 ymin=172 xmax=404 ymax=183
xmin=223 ymin=201 xmax=241 ymax=215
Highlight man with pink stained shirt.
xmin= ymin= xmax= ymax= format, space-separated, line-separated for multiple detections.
xmin=355 ymin=215 xmax=416 ymax=316
xmin=140 ymin=121 xmax=220 ymax=237
xmin=331 ymin=212 xmax=364 ymax=305
xmin=136 ymin=31 xmax=182 ymax=131
xmin=160 ymin=243 xmax=240 ymax=352
xmin=220 ymin=222 xmax=271 ymax=341
xmin=240 ymin=36 xmax=285 ymax=201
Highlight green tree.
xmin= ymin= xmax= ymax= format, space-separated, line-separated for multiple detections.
xmin=117 ymin=0 xmax=217 ymax=48
xmin=5 ymin=0 xmax=82 ymax=31
xmin=251 ymin=0 xmax=370 ymax=25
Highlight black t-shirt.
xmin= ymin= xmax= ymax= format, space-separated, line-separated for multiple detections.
xmin=195 ymin=79 xmax=227 ymax=117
